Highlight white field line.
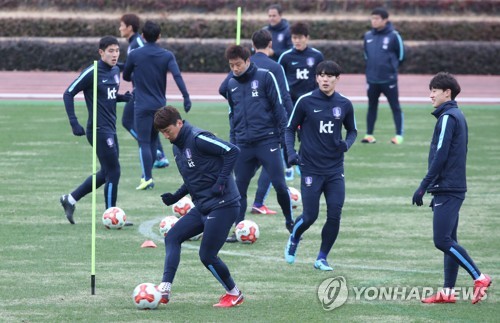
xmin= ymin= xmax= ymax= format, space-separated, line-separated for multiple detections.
xmin=139 ymin=217 xmax=440 ymax=274
xmin=1 ymin=93 xmax=500 ymax=103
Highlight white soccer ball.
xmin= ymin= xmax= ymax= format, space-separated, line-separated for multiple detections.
xmin=159 ymin=215 xmax=179 ymax=237
xmin=102 ymin=207 xmax=126 ymax=229
xmin=235 ymin=220 xmax=260 ymax=244
xmin=289 ymin=187 xmax=302 ymax=209
xmin=171 ymin=196 xmax=195 ymax=218
xmin=132 ymin=283 xmax=162 ymax=310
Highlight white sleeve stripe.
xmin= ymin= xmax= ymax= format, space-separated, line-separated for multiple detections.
xmin=277 ymin=49 xmax=292 ymax=63
xmin=268 ymin=71 xmax=283 ymax=104
xmin=279 ymin=65 xmax=290 ymax=91
xmin=198 ymin=134 xmax=231 ymax=151
xmin=395 ymin=32 xmax=404 ymax=61
xmin=437 ymin=115 xmax=449 ymax=150
xmin=68 ymin=66 xmax=94 ymax=92
xmin=287 ymin=92 xmax=312 ymax=127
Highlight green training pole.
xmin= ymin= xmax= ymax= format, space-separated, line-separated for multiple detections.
xmin=236 ymin=6 xmax=242 ymax=45
xmin=91 ymin=60 xmax=98 ymax=295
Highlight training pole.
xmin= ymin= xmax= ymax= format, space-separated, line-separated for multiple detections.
xmin=91 ymin=60 xmax=98 ymax=295
xmin=236 ymin=6 xmax=242 ymax=45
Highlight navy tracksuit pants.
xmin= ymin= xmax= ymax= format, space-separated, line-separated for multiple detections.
xmin=431 ymin=194 xmax=482 ymax=287
xmin=134 ymin=108 xmax=159 ymax=180
xmin=162 ymin=203 xmax=239 ymax=291
xmin=71 ymin=132 xmax=120 ymax=209
xmin=367 ymin=82 xmax=404 ymax=136
xmin=122 ymin=98 xmax=164 ymax=158
xmin=233 ymin=140 xmax=293 ymax=225
xmin=291 ymin=171 xmax=344 ymax=257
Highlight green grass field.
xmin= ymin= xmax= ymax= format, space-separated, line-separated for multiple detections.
xmin=0 ymin=100 xmax=499 ymax=322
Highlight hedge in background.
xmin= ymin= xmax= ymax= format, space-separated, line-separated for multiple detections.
xmin=1 ymin=39 xmax=499 ymax=75
xmin=3 ymin=0 xmax=500 ymax=14
xmin=1 ymin=17 xmax=500 ymax=41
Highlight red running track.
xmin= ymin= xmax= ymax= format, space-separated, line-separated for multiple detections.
xmin=1 ymin=71 xmax=499 ymax=103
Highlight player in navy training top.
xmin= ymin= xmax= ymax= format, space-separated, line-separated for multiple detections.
xmin=218 ymin=29 xmax=293 ymax=217
xmin=412 ymin=72 xmax=491 ymax=304
xmin=284 ymin=61 xmax=357 ymax=271
xmin=224 ymin=45 xmax=294 ymax=240
xmin=278 ymin=22 xmax=324 ymax=104
xmin=123 ymin=20 xmax=191 ymax=190
xmin=361 ymin=7 xmax=405 ymax=145
xmin=118 ymin=13 xmax=169 ymax=169
xmin=154 ymin=106 xmax=244 ymax=308
xmin=264 ymin=4 xmax=293 ymax=61
xmin=60 ymin=36 xmax=132 ymax=225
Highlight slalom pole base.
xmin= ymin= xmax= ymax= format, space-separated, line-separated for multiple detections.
xmin=91 ymin=275 xmax=96 ymax=295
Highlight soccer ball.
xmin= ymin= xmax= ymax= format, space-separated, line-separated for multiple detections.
xmin=159 ymin=216 xmax=179 ymax=237
xmin=289 ymin=187 xmax=302 ymax=209
xmin=235 ymin=220 xmax=260 ymax=244
xmin=102 ymin=207 xmax=126 ymax=229
xmin=132 ymin=283 xmax=162 ymax=310
xmin=172 ymin=196 xmax=195 ymax=218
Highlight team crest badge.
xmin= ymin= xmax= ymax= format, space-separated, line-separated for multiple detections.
xmin=185 ymin=148 xmax=195 ymax=168
xmin=306 ymin=57 xmax=315 ymax=67
xmin=278 ymin=33 xmax=284 ymax=42
xmin=332 ymin=107 xmax=341 ymax=119
xmin=305 ymin=176 xmax=313 ymax=187
xmin=114 ymin=74 xmax=120 ymax=84
xmin=383 ymin=37 xmax=389 ymax=50
xmin=251 ymin=80 xmax=259 ymax=97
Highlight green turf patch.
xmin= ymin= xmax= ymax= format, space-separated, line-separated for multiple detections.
xmin=0 ymin=101 xmax=498 ymax=321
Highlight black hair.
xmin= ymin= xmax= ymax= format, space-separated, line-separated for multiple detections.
xmin=268 ymin=4 xmax=282 ymax=15
xmin=252 ymin=29 xmax=272 ymax=50
xmin=99 ymin=36 xmax=119 ymax=51
xmin=316 ymin=60 xmax=342 ymax=77
xmin=429 ymin=72 xmax=461 ymax=100
xmin=371 ymin=7 xmax=389 ymax=19
xmin=225 ymin=45 xmax=251 ymax=61
xmin=154 ymin=105 xmax=182 ymax=131
xmin=290 ymin=22 xmax=309 ymax=37
xmin=142 ymin=20 xmax=161 ymax=43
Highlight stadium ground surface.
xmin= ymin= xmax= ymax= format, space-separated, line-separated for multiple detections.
xmin=0 ymin=72 xmax=498 ymax=322
xmin=1 ymin=72 xmax=499 ymax=103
